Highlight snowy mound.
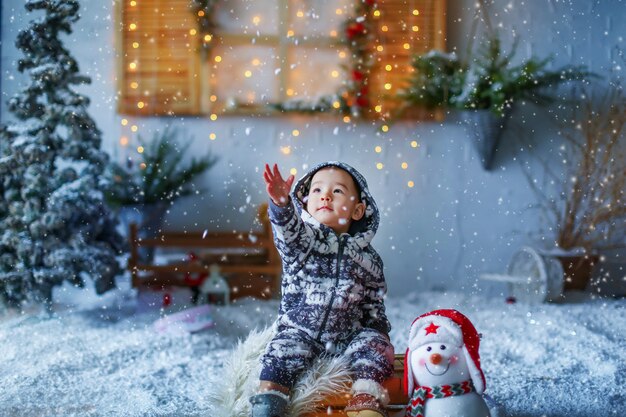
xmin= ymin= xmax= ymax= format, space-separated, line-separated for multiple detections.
xmin=0 ymin=288 xmax=624 ymax=417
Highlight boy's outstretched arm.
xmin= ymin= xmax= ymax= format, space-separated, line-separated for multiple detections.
xmin=263 ymin=163 xmax=294 ymax=207
xmin=262 ymin=163 xmax=312 ymax=275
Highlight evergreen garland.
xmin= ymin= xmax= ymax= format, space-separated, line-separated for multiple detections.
xmin=190 ymin=0 xmax=219 ymax=59
xmin=0 ymin=0 xmax=124 ymax=308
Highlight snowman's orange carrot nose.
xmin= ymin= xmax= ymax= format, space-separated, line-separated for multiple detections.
xmin=430 ymin=353 xmax=443 ymax=365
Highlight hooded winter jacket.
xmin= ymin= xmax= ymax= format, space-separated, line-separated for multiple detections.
xmin=268 ymin=161 xmax=391 ymax=345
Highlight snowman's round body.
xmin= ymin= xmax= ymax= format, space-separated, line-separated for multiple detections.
xmin=410 ymin=342 xmax=491 ymax=417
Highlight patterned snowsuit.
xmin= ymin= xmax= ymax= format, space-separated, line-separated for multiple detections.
xmin=260 ymin=162 xmax=394 ymax=391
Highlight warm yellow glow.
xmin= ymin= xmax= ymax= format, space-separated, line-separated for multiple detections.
xmin=375 ymin=146 xmax=382 ymax=153
xmin=189 ymin=29 xmax=197 ymax=36
xmin=252 ymin=16 xmax=261 ymax=25
xmin=287 ymin=30 xmax=294 ymax=37
xmin=119 ymin=136 xmax=129 ymax=146
xmin=198 ymin=10 xmax=205 ymax=17
xmin=286 ymin=88 xmax=295 ymax=96
xmin=210 ymin=95 xmax=217 ymax=102
xmin=381 ymin=25 xmax=388 ymax=32
xmin=290 ymin=168 xmax=298 ymax=176
xmin=130 ymin=0 xmax=136 ymax=6
xmin=403 ymin=43 xmax=411 ymax=50
xmin=210 ymin=114 xmax=218 ymax=121
xmin=244 ymin=70 xmax=252 ymax=78
xmin=137 ymin=146 xmax=144 ymax=154
xmin=252 ymin=58 xmax=261 ymax=66
xmin=280 ymin=146 xmax=291 ymax=155
xmin=412 ymin=25 xmax=419 ymax=32
xmin=139 ymin=162 xmax=147 ymax=170
xmin=381 ymin=125 xmax=389 ymax=132
xmin=373 ymin=10 xmax=381 ymax=17
xmin=413 ymin=9 xmax=419 ymax=16
xmin=292 ymin=129 xmax=300 ymax=137
xmin=408 ymin=181 xmax=415 ymax=188
xmin=121 ymin=118 xmax=128 ymax=126
xmin=333 ymin=101 xmax=341 ymax=109
xmin=296 ymin=10 xmax=304 ymax=17
xmin=374 ymin=105 xmax=382 ymax=112
xmin=130 ymin=81 xmax=138 ymax=89
xmin=330 ymin=30 xmax=338 ymax=37
xmin=129 ymin=23 xmax=137 ymax=31
xmin=209 ymin=133 xmax=216 ymax=140
xmin=385 ymin=64 xmax=392 ymax=71
xmin=131 ymin=125 xmax=138 ymax=132
xmin=137 ymin=101 xmax=145 ymax=109
xmin=129 ymin=62 xmax=137 ymax=70
xmin=343 ymin=116 xmax=351 ymax=123
xmin=335 ymin=8 xmax=343 ymax=15
xmin=411 ymin=140 xmax=419 ymax=148
xmin=376 ymin=163 xmax=384 ymax=170
xmin=331 ymin=70 xmax=339 ymax=78
xmin=204 ymin=34 xmax=212 ymax=42
xmin=384 ymin=83 xmax=392 ymax=90
xmin=338 ymin=51 xmax=346 ymax=58
xmin=214 ymin=56 xmax=222 ymax=63
xmin=376 ymin=45 xmax=384 ymax=52
xmin=401 ymin=162 xmax=408 ymax=169
xmin=132 ymin=42 xmax=139 ymax=49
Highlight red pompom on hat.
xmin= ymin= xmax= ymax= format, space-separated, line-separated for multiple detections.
xmin=403 ymin=309 xmax=486 ymax=395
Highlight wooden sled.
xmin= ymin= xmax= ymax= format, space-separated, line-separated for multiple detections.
xmin=303 ymin=354 xmax=408 ymax=417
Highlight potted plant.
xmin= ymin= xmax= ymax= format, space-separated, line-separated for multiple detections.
xmin=105 ymin=126 xmax=219 ymax=247
xmin=397 ymin=35 xmax=591 ymax=170
xmin=522 ymin=79 xmax=626 ymax=291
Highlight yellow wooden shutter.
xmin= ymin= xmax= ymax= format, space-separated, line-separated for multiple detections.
xmin=117 ymin=0 xmax=201 ymax=115
xmin=369 ymin=0 xmax=446 ymax=119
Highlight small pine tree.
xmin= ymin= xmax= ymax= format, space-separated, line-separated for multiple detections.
xmin=0 ymin=0 xmax=124 ymax=308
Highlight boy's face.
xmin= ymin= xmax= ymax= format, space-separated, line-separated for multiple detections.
xmin=305 ymin=167 xmax=365 ymax=234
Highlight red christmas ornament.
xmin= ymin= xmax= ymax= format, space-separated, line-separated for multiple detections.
xmin=355 ymin=95 xmax=370 ymax=108
xmin=346 ymin=22 xmax=366 ymax=39
xmin=162 ymin=293 xmax=172 ymax=308
xmin=352 ymin=70 xmax=364 ymax=81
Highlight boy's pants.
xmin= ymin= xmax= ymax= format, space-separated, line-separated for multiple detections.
xmin=259 ymin=326 xmax=394 ymax=389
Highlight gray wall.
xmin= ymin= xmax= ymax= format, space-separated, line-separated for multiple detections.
xmin=1 ymin=0 xmax=624 ymax=296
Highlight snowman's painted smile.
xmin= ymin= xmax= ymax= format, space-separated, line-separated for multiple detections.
xmin=425 ymin=361 xmax=450 ymax=376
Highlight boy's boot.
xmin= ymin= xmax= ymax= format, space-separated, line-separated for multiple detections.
xmin=249 ymin=391 xmax=289 ymax=417
xmin=344 ymin=393 xmax=388 ymax=417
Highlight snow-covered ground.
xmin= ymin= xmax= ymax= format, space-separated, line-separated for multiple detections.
xmin=0 ymin=282 xmax=624 ymax=417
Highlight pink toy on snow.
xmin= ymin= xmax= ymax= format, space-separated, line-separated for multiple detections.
xmin=403 ymin=309 xmax=492 ymax=417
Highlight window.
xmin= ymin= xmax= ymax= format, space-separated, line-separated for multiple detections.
xmin=117 ymin=0 xmax=446 ymax=118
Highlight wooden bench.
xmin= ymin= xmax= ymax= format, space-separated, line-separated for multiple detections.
xmin=128 ymin=203 xmax=282 ymax=300
xmin=304 ymin=354 xmax=408 ymax=416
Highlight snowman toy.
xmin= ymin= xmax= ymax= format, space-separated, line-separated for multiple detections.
xmin=403 ymin=309 xmax=491 ymax=417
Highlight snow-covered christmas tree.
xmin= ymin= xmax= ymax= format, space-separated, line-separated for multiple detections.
xmin=0 ymin=0 xmax=124 ymax=308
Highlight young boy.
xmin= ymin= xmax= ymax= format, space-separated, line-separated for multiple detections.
xmin=250 ymin=162 xmax=394 ymax=417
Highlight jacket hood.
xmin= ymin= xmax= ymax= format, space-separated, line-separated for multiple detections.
xmin=291 ymin=161 xmax=379 ymax=241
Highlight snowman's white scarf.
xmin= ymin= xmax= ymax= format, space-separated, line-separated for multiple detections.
xmin=405 ymin=380 xmax=475 ymax=417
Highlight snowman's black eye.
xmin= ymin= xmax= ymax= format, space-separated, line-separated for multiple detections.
xmin=426 ymin=346 xmax=432 ymax=352
xmin=440 ymin=345 xmax=446 ymax=350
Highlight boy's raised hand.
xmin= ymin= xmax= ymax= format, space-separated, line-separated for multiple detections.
xmin=263 ymin=163 xmax=294 ymax=207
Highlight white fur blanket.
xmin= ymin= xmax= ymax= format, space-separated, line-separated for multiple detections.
xmin=208 ymin=325 xmax=353 ymax=417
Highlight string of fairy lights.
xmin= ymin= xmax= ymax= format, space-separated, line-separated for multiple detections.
xmin=120 ymin=0 xmax=429 ymax=188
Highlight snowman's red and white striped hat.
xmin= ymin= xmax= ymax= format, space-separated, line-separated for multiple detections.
xmin=403 ymin=309 xmax=486 ymax=395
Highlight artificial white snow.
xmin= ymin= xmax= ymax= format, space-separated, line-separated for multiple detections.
xmin=0 ymin=286 xmax=624 ymax=417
